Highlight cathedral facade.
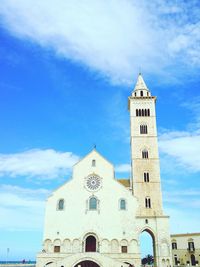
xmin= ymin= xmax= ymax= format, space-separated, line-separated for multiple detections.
xmin=36 ymin=75 xmax=172 ymax=267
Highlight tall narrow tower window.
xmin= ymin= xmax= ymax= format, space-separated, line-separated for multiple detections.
xmin=147 ymin=109 xmax=150 ymax=116
xmin=144 ymin=172 xmax=149 ymax=182
xmin=140 ymin=91 xmax=143 ymax=97
xmin=142 ymin=109 xmax=144 ymax=116
xmin=136 ymin=109 xmax=138 ymax=116
xmin=92 ymin=159 xmax=96 ymax=167
xmin=145 ymin=197 xmax=151 ymax=208
xmin=142 ymin=150 xmax=149 ymax=159
xmin=140 ymin=125 xmax=148 ymax=134
xmin=139 ymin=109 xmax=141 ymax=116
xmin=145 ymin=109 xmax=147 ymax=116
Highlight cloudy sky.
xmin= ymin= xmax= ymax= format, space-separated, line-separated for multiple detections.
xmin=0 ymin=0 xmax=200 ymax=261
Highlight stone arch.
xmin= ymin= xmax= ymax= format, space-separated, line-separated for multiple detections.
xmin=43 ymin=239 xmax=52 ymax=252
xmin=111 ymin=239 xmax=119 ymax=253
xmin=83 ymin=232 xmax=99 ymax=252
xmin=166 ymin=259 xmax=170 ymax=267
xmin=74 ymin=260 xmax=100 ymax=267
xmin=53 ymin=238 xmax=61 ymax=246
xmin=72 ymin=239 xmax=80 ymax=253
xmin=162 ymin=259 xmax=166 ymax=267
xmin=139 ymin=228 xmax=157 ymax=267
xmin=101 ymin=239 xmax=110 ymax=253
xmin=129 ymin=239 xmax=138 ymax=253
xmin=160 ymin=239 xmax=169 ymax=257
xmin=63 ymin=238 xmax=71 ymax=253
xmin=120 ymin=239 xmax=128 ymax=246
xmin=72 ymin=257 xmax=102 ymax=267
xmin=44 ymin=261 xmax=55 ymax=267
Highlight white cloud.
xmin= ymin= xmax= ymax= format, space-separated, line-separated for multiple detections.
xmin=0 ymin=184 xmax=48 ymax=230
xmin=115 ymin=163 xmax=130 ymax=173
xmin=0 ymin=0 xmax=199 ymax=84
xmin=159 ymin=131 xmax=200 ymax=172
xmin=0 ymin=149 xmax=79 ymax=179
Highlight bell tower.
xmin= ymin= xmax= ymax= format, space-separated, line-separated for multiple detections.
xmin=128 ymin=73 xmax=163 ymax=216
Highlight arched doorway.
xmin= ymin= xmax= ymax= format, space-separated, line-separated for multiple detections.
xmin=74 ymin=260 xmax=100 ymax=267
xmin=85 ymin=235 xmax=97 ymax=252
xmin=140 ymin=229 xmax=156 ymax=267
xmin=191 ymin=254 xmax=196 ymax=266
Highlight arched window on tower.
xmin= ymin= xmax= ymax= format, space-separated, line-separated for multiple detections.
xmin=144 ymin=172 xmax=149 ymax=182
xmin=142 ymin=109 xmax=144 ymax=116
xmin=140 ymin=125 xmax=148 ymax=134
xmin=140 ymin=91 xmax=143 ymax=97
xmin=142 ymin=149 xmax=149 ymax=159
xmin=145 ymin=109 xmax=147 ymax=116
xmin=89 ymin=197 xmax=97 ymax=210
xmin=147 ymin=109 xmax=150 ymax=116
xmin=57 ymin=199 xmax=64 ymax=210
xmin=136 ymin=109 xmax=139 ymax=116
xmin=145 ymin=197 xmax=151 ymax=208
xmin=139 ymin=109 xmax=141 ymax=116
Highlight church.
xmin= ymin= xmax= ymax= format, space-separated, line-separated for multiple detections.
xmin=36 ymin=74 xmax=172 ymax=267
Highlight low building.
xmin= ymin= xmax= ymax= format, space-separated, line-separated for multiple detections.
xmin=171 ymin=233 xmax=200 ymax=266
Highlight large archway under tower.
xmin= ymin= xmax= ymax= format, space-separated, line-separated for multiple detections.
xmin=139 ymin=229 xmax=157 ymax=267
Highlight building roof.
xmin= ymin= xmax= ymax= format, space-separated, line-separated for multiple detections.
xmin=133 ymin=73 xmax=149 ymax=92
xmin=117 ymin=179 xmax=130 ymax=188
xmin=171 ymin=233 xmax=200 ymax=237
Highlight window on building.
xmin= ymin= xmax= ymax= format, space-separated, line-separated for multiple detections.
xmin=121 ymin=246 xmax=128 ymax=253
xmin=57 ymin=199 xmax=64 ymax=210
xmin=172 ymin=242 xmax=177 ymax=250
xmin=54 ymin=246 xmax=60 ymax=253
xmin=92 ymin=159 xmax=96 ymax=167
xmin=188 ymin=241 xmax=195 ymax=251
xmin=144 ymin=172 xmax=149 ymax=182
xmin=120 ymin=199 xmax=126 ymax=210
xmin=142 ymin=150 xmax=149 ymax=159
xmin=136 ymin=109 xmax=138 ymax=116
xmin=141 ymin=109 xmax=144 ymax=116
xmin=140 ymin=125 xmax=148 ymax=134
xmin=147 ymin=109 xmax=150 ymax=116
xmin=145 ymin=219 xmax=148 ymax=224
xmin=145 ymin=197 xmax=151 ymax=208
xmin=140 ymin=91 xmax=143 ymax=97
xmin=89 ymin=197 xmax=97 ymax=210
xmin=174 ymin=256 xmax=178 ymax=265
xmin=135 ymin=92 xmax=137 ymax=97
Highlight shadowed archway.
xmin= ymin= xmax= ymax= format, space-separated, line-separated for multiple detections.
xmin=85 ymin=235 xmax=97 ymax=252
xmin=74 ymin=260 xmax=100 ymax=267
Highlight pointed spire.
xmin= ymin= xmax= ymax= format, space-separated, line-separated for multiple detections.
xmin=133 ymin=73 xmax=149 ymax=92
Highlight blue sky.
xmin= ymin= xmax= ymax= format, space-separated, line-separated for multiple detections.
xmin=0 ymin=0 xmax=200 ymax=261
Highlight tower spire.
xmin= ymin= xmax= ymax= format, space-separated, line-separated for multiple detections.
xmin=132 ymin=73 xmax=151 ymax=97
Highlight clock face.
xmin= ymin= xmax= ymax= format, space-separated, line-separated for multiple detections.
xmin=86 ymin=175 xmax=101 ymax=191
